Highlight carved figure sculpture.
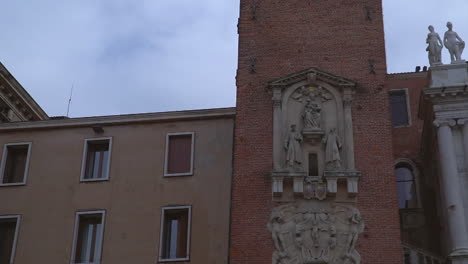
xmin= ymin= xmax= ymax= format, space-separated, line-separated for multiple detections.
xmin=323 ymin=128 xmax=342 ymax=170
xmin=285 ymin=124 xmax=303 ymax=169
xmin=303 ymin=99 xmax=322 ymax=129
xmin=444 ymin=22 xmax=465 ymax=63
xmin=269 ymin=202 xmax=364 ymax=264
xmin=426 ymin=25 xmax=443 ymax=66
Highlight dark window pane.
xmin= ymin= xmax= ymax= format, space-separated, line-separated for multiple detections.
xmin=308 ymin=153 xmax=318 ymax=176
xmin=396 ymin=166 xmax=417 ymax=208
xmin=389 ymin=90 xmax=409 ymax=126
xmin=84 ymin=140 xmax=110 ymax=179
xmin=0 ymin=218 xmax=18 ymax=264
xmin=3 ymin=145 xmax=29 ymax=184
xmin=75 ymin=214 xmax=103 ymax=263
xmin=161 ymin=208 xmax=189 ymax=259
xmin=167 ymin=135 xmax=192 ymax=174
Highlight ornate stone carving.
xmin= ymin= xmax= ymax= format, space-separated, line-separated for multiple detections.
xmin=323 ymin=128 xmax=342 ymax=170
xmin=444 ymin=22 xmax=465 ymax=64
xmin=268 ymin=202 xmax=364 ymax=264
xmin=303 ymin=177 xmax=327 ymax=200
xmin=426 ymin=25 xmax=443 ymax=66
xmin=285 ymin=124 xmax=303 ymax=169
xmin=303 ymin=98 xmax=322 ymax=130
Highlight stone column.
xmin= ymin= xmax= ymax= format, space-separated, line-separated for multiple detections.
xmin=272 ymin=88 xmax=283 ymax=170
xmin=434 ymin=119 xmax=468 ymax=263
xmin=343 ymin=90 xmax=355 ymax=170
xmin=459 ymin=119 xmax=468 ymax=176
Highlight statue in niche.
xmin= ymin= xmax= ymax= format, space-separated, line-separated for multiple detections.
xmin=323 ymin=128 xmax=342 ymax=170
xmin=444 ymin=21 xmax=465 ymax=63
xmin=426 ymin=25 xmax=443 ymax=66
xmin=268 ymin=203 xmax=364 ymax=264
xmin=285 ymin=124 xmax=303 ymax=169
xmin=302 ymin=98 xmax=322 ymax=130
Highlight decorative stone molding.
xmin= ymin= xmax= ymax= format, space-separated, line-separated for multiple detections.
xmin=268 ymin=201 xmax=364 ymax=264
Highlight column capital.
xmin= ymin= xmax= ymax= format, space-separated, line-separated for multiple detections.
xmin=434 ymin=119 xmax=456 ymax=128
xmin=272 ymin=89 xmax=282 ymax=108
xmin=457 ymin=119 xmax=468 ymax=126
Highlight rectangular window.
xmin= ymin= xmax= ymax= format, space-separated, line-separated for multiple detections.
xmin=164 ymin=133 xmax=194 ymax=176
xmin=159 ymin=206 xmax=191 ymax=262
xmin=308 ymin=153 xmax=319 ymax=176
xmin=0 ymin=215 xmax=21 ymax=264
xmin=71 ymin=211 xmax=105 ymax=264
xmin=389 ymin=89 xmax=410 ymax=127
xmin=0 ymin=143 xmax=32 ymax=185
xmin=81 ymin=138 xmax=112 ymax=181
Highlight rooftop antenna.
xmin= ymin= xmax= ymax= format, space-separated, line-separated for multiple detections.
xmin=66 ymin=83 xmax=74 ymax=117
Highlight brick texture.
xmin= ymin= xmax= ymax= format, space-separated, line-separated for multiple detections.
xmin=230 ymin=1 xmax=404 ymax=264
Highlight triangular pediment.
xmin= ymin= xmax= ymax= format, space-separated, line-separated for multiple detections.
xmin=0 ymin=62 xmax=48 ymax=122
xmin=268 ymin=68 xmax=356 ymax=89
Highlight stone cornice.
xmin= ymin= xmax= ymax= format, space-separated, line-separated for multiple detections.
xmin=268 ymin=68 xmax=356 ymax=90
xmin=0 ymin=107 xmax=235 ymax=131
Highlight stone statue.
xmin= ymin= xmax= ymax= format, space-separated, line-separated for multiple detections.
xmin=268 ymin=202 xmax=364 ymax=264
xmin=285 ymin=124 xmax=303 ymax=169
xmin=444 ymin=22 xmax=465 ymax=63
xmin=323 ymin=128 xmax=342 ymax=170
xmin=426 ymin=25 xmax=443 ymax=66
xmin=302 ymin=99 xmax=322 ymax=130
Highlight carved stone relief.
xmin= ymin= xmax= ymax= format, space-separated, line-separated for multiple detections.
xmin=268 ymin=202 xmax=364 ymax=264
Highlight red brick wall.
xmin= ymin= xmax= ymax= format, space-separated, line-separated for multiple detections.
xmin=231 ymin=1 xmax=403 ymax=264
xmin=385 ymin=73 xmax=428 ymax=161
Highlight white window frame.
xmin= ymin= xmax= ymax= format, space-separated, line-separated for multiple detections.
xmin=163 ymin=132 xmax=195 ymax=177
xmin=0 ymin=142 xmax=32 ymax=186
xmin=158 ymin=205 xmax=192 ymax=262
xmin=389 ymin=88 xmax=412 ymax=128
xmin=0 ymin=215 xmax=21 ymax=264
xmin=70 ymin=210 xmax=106 ymax=264
xmin=80 ymin=137 xmax=113 ymax=182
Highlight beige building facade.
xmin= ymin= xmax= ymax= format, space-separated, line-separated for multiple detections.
xmin=0 ymin=108 xmax=234 ymax=264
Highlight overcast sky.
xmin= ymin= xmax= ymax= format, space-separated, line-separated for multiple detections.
xmin=0 ymin=1 xmax=467 ymax=117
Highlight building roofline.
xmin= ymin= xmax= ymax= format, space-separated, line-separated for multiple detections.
xmin=386 ymin=71 xmax=428 ymax=79
xmin=0 ymin=107 xmax=236 ymax=131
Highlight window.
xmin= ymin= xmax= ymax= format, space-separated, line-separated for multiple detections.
xmin=159 ymin=206 xmax=191 ymax=262
xmin=0 ymin=143 xmax=32 ymax=185
xmin=0 ymin=215 xmax=21 ymax=264
xmin=164 ymin=133 xmax=194 ymax=176
xmin=71 ymin=211 xmax=106 ymax=264
xmin=396 ymin=164 xmax=418 ymax=209
xmin=389 ymin=89 xmax=410 ymax=127
xmin=81 ymin=138 xmax=112 ymax=181
xmin=308 ymin=153 xmax=319 ymax=176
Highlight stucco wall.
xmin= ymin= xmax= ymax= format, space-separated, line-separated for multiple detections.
xmin=0 ymin=117 xmax=234 ymax=264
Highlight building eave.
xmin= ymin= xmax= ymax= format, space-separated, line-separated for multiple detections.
xmin=0 ymin=107 xmax=236 ymax=131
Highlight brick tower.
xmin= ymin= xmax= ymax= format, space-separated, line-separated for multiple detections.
xmin=230 ymin=1 xmax=403 ymax=264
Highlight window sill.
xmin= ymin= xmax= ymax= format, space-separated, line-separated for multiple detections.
xmin=0 ymin=182 xmax=26 ymax=187
xmin=164 ymin=172 xmax=193 ymax=177
xmin=392 ymin=124 xmax=411 ymax=128
xmin=159 ymin=257 xmax=190 ymax=262
xmin=80 ymin=178 xmax=110 ymax=183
